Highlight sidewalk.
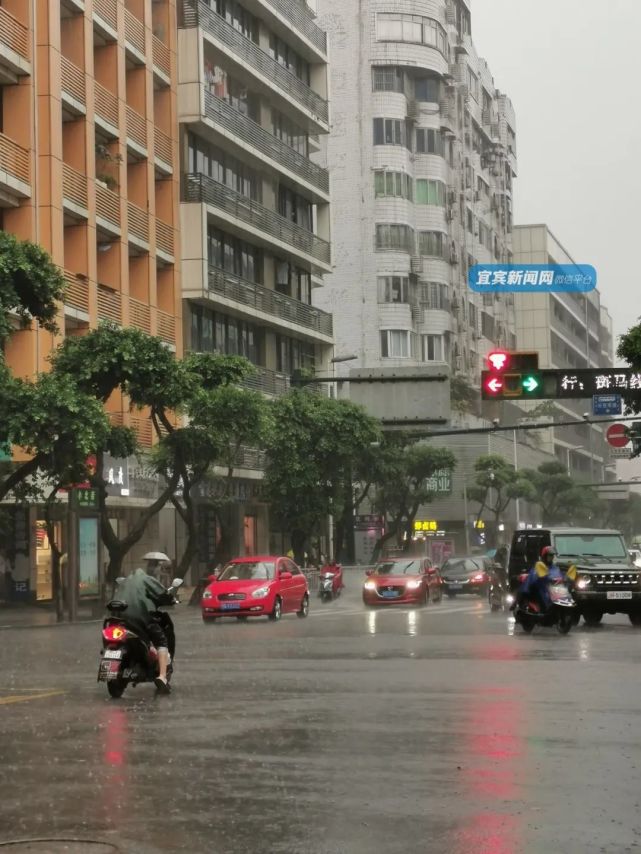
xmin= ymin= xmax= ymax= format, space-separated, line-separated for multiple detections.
xmin=0 ymin=605 xmax=99 ymax=629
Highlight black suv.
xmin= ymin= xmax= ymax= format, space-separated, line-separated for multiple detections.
xmin=509 ymin=527 xmax=640 ymax=626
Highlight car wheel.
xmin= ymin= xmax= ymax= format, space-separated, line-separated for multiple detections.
xmin=269 ymin=597 xmax=282 ymax=621
xmin=297 ymin=593 xmax=310 ymax=618
xmin=422 ymin=588 xmax=430 ymax=607
xmin=629 ymin=612 xmax=641 ymax=627
xmin=582 ymin=610 xmax=603 ymax=627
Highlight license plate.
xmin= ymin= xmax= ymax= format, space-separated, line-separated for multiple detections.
xmin=382 ymin=590 xmax=399 ymax=598
xmin=607 ymin=591 xmax=633 ymax=600
xmin=103 ymin=649 xmax=123 ymax=660
xmin=449 ymin=582 xmax=462 ymax=589
xmin=221 ymin=602 xmax=241 ymax=610
xmin=97 ymin=660 xmax=121 ymax=682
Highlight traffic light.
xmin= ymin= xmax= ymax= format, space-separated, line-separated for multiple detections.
xmin=629 ymin=422 xmax=641 ymax=458
xmin=482 ymin=351 xmax=541 ymax=400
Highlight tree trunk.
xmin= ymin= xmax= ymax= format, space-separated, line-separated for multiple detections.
xmin=372 ymin=527 xmax=397 ymax=563
xmin=43 ymin=487 xmax=64 ymax=622
xmin=333 ymin=516 xmax=345 ymax=563
xmin=291 ymin=529 xmax=307 ymax=566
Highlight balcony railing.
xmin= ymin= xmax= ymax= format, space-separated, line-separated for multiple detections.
xmin=127 ymin=200 xmax=149 ymax=244
xmin=61 ymin=56 xmax=85 ymax=106
xmin=180 ymin=0 xmax=328 ymax=125
xmin=203 ymin=91 xmax=328 ymax=195
xmin=208 ymin=266 xmax=332 ymax=336
xmin=96 ymin=183 xmax=120 ymax=228
xmin=184 ymin=173 xmax=330 ymax=265
xmin=124 ymin=8 xmax=145 ymax=56
xmin=126 ymin=104 xmax=147 ymax=150
xmin=241 ymin=365 xmax=290 ymax=397
xmin=0 ymin=132 xmax=30 ymax=186
xmin=234 ymin=446 xmax=266 ymax=470
xmin=157 ymin=310 xmax=176 ymax=345
xmin=97 ymin=286 xmax=122 ymax=323
xmin=131 ymin=415 xmax=153 ymax=447
xmin=62 ymin=163 xmax=88 ymax=210
xmin=0 ymin=6 xmax=29 ymax=61
xmin=152 ymin=34 xmax=170 ymax=77
xmin=94 ymin=82 xmax=119 ymax=129
xmin=94 ymin=0 xmax=118 ymax=31
xmin=156 ymin=219 xmax=174 ymax=257
xmin=129 ymin=297 xmax=151 ymax=333
xmin=64 ymin=271 xmax=90 ymax=314
xmin=154 ymin=126 xmax=173 ymax=166
xmin=261 ymin=0 xmax=326 ymax=54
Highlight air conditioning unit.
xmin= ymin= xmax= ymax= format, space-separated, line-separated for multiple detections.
xmin=406 ymin=99 xmax=419 ymax=120
xmin=410 ymin=255 xmax=422 ymax=274
xmin=450 ymin=247 xmax=459 ymax=265
xmin=446 ymin=208 xmax=455 ymax=222
xmin=448 ymin=190 xmax=457 ymax=206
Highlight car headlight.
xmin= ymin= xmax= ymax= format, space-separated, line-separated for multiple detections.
xmin=252 ymin=586 xmax=270 ymax=598
xmin=406 ymin=579 xmax=422 ymax=590
xmin=576 ymin=577 xmax=591 ymax=590
xmin=364 ymin=580 xmax=377 ymax=591
xmin=203 ymin=590 xmax=213 ymax=599
xmin=505 ymin=594 xmax=515 ymax=605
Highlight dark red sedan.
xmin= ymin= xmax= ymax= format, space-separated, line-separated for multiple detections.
xmin=362 ymin=558 xmax=443 ymax=607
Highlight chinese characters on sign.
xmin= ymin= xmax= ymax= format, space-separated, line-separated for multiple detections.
xmin=413 ymin=520 xmax=439 ymax=533
xmin=424 ymin=469 xmax=452 ymax=494
xmin=74 ymin=488 xmax=98 ymax=509
xmin=484 ymin=368 xmax=641 ymax=400
xmin=557 ymin=370 xmax=641 ymax=397
xmin=469 ymin=264 xmax=597 ymax=294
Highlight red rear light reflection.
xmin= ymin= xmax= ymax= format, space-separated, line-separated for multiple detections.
xmin=103 ymin=625 xmax=127 ymax=642
xmin=472 ymin=573 xmax=486 ymax=582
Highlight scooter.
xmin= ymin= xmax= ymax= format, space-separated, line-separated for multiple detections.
xmin=97 ymin=578 xmax=183 ymax=698
xmin=513 ymin=577 xmax=577 ymax=635
xmin=318 ymin=564 xmax=343 ymax=603
xmin=488 ymin=571 xmax=514 ymax=612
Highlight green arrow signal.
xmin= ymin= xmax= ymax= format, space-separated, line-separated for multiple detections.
xmin=522 ymin=376 xmax=539 ymax=393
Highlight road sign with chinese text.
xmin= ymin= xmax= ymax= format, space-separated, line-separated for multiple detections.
xmin=72 ymin=488 xmax=98 ymax=510
xmin=482 ymin=368 xmax=641 ymax=400
xmin=593 ymin=394 xmax=622 ymax=416
xmin=424 ymin=469 xmax=452 ymax=495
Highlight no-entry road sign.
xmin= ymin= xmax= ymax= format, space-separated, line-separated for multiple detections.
xmin=606 ymin=423 xmax=630 ymax=448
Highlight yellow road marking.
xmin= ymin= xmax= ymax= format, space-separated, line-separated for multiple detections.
xmin=0 ymin=690 xmax=65 ymax=706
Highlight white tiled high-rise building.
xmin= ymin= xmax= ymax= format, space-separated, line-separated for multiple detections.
xmin=313 ymin=0 xmax=517 ymax=385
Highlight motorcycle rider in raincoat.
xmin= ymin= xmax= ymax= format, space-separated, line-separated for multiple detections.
xmin=519 ymin=546 xmax=577 ymax=613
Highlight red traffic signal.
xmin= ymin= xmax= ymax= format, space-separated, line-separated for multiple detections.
xmin=486 ymin=351 xmax=539 ymax=373
xmin=487 ymin=351 xmax=509 ymax=372
xmin=485 ymin=375 xmax=504 ymax=396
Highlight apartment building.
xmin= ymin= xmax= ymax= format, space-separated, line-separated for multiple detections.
xmin=313 ymin=0 xmax=517 ymax=387
xmin=512 ymin=224 xmax=615 ymax=482
xmin=0 ymin=0 xmax=181 ymax=601
xmin=176 ymin=0 xmax=333 ymax=556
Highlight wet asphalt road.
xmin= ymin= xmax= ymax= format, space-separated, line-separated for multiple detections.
xmin=2 ymin=584 xmax=641 ymax=854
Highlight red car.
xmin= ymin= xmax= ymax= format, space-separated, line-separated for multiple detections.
xmin=362 ymin=558 xmax=443 ymax=607
xmin=201 ymin=556 xmax=309 ymax=622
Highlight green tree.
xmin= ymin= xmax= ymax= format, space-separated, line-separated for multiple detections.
xmin=264 ymin=389 xmax=381 ymax=564
xmin=450 ymin=374 xmax=478 ymax=415
xmin=153 ymin=353 xmax=270 ymax=577
xmin=468 ymin=454 xmax=535 ymax=546
xmin=371 ymin=440 xmax=457 ymax=560
xmin=523 ymin=460 xmax=577 ymax=525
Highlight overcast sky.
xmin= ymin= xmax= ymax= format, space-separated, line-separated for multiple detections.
xmin=472 ymin=0 xmax=641 ymax=346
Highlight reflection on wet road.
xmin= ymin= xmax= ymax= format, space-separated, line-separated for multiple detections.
xmin=2 ymin=586 xmax=641 ymax=853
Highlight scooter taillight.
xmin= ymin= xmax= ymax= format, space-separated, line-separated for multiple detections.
xmin=103 ymin=624 xmax=127 ymax=642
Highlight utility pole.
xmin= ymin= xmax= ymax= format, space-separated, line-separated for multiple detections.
xmin=66 ymin=491 xmax=78 ymax=622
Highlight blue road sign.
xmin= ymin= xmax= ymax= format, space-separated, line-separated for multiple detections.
xmin=592 ymin=394 xmax=622 ymax=416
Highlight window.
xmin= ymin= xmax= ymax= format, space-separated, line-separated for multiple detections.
xmin=417 ymin=231 xmax=446 ymax=258
xmin=278 ymin=186 xmax=312 ymax=231
xmin=190 ymin=305 xmax=259 ymax=363
xmin=372 ymin=66 xmax=404 ymax=92
xmin=272 ymin=110 xmax=308 ymax=156
xmin=467 ymin=208 xmax=474 ymax=233
xmin=374 ymin=171 xmax=412 ymax=200
xmin=380 ymin=330 xmax=411 ymax=358
xmin=373 ymin=118 xmax=411 ymax=148
xmin=188 ymin=132 xmax=261 ymax=200
xmin=415 ymin=179 xmax=446 ymax=206
xmin=275 ymin=260 xmax=311 ymax=303
xmin=375 ymin=224 xmax=414 ymax=252
xmin=422 ymin=334 xmax=445 ymax=361
xmin=378 ymin=275 xmax=410 ymax=303
xmin=269 ymin=34 xmax=310 ymax=84
xmin=276 ymin=334 xmax=316 ymax=374
xmin=376 ymin=13 xmax=448 ymax=56
xmin=203 ymin=61 xmax=259 ymax=120
xmin=420 ymin=282 xmax=449 ymax=311
xmin=207 ymin=225 xmax=263 ymax=283
xmin=466 ymin=67 xmax=479 ymax=101
xmin=415 ymin=128 xmax=445 ymax=156
xmin=213 ymin=0 xmax=258 ymax=41
xmin=414 ymin=77 xmax=440 ymax=102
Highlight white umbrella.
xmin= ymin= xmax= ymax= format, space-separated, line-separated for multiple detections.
xmin=142 ymin=551 xmax=171 ymax=563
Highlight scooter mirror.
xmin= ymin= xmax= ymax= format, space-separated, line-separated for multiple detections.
xmin=171 ymin=577 xmax=184 ymax=588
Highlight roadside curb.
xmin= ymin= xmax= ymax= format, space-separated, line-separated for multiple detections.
xmin=0 ymin=618 xmax=101 ymax=631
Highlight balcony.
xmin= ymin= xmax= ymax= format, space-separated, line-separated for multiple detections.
xmin=256 ymin=0 xmax=326 ymax=57
xmin=131 ymin=415 xmax=153 ymax=447
xmin=61 ymin=56 xmax=86 ymax=118
xmin=202 ymin=90 xmax=328 ymax=199
xmin=208 ymin=266 xmax=332 ymax=338
xmin=154 ymin=126 xmax=173 ymax=174
xmin=184 ymin=172 xmax=331 ymax=268
xmin=234 ymin=445 xmax=266 ymax=470
xmin=97 ymin=285 xmax=122 ymax=323
xmin=63 ymin=271 xmax=90 ymax=317
xmin=155 ymin=218 xmax=174 ymax=261
xmin=95 ymin=183 xmax=121 ymax=235
xmin=0 ymin=132 xmax=31 ymax=206
xmin=93 ymin=0 xmax=118 ymax=37
xmin=124 ymin=8 xmax=145 ymax=63
xmin=127 ymin=200 xmax=150 ymax=251
xmin=62 ymin=163 xmax=89 ymax=219
xmin=180 ymin=0 xmax=328 ymax=129
xmin=152 ymin=34 xmax=171 ymax=81
xmin=157 ymin=310 xmax=176 ymax=346
xmin=242 ymin=365 xmax=290 ymax=397
xmin=0 ymin=6 xmax=30 ymax=84
xmin=126 ymin=105 xmax=147 ymax=158
xmin=129 ymin=297 xmax=151 ymax=333
xmin=94 ymin=82 xmax=119 ymax=137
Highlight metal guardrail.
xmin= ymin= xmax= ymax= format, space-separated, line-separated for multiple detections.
xmin=94 ymin=0 xmax=118 ymax=31
xmin=208 ymin=265 xmax=332 ymax=336
xmin=0 ymin=6 xmax=29 ymax=60
xmin=64 ymin=271 xmax=90 ymax=313
xmin=96 ymin=183 xmax=120 ymax=228
xmin=180 ymin=0 xmax=328 ymax=125
xmin=156 ymin=218 xmax=174 ymax=256
xmin=127 ymin=200 xmax=149 ymax=243
xmin=154 ymin=126 xmax=173 ymax=166
xmin=184 ymin=172 xmax=330 ymax=265
xmin=241 ymin=365 xmax=290 ymax=397
xmin=203 ymin=90 xmax=328 ymax=194
xmin=0 ymin=132 xmax=30 ymax=187
xmin=62 ymin=163 xmax=88 ymax=209
xmin=97 ymin=286 xmax=121 ymax=323
xmin=152 ymin=34 xmax=171 ymax=76
xmin=262 ymin=0 xmax=326 ymax=54
xmin=61 ymin=56 xmax=85 ymax=105
xmin=126 ymin=104 xmax=147 ymax=149
xmin=157 ymin=310 xmax=176 ymax=344
xmin=95 ymin=81 xmax=119 ymax=128
xmin=129 ymin=297 xmax=151 ymax=333
xmin=124 ymin=8 xmax=145 ymax=56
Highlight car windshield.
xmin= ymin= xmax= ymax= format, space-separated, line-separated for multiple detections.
xmin=554 ymin=535 xmax=627 ymax=561
xmin=375 ymin=560 xmax=422 ymax=576
xmin=218 ymin=561 xmax=275 ymax=581
xmin=441 ymin=558 xmax=482 ymax=578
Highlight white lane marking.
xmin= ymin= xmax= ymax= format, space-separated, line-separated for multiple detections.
xmin=309 ymin=605 xmax=484 ymax=619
